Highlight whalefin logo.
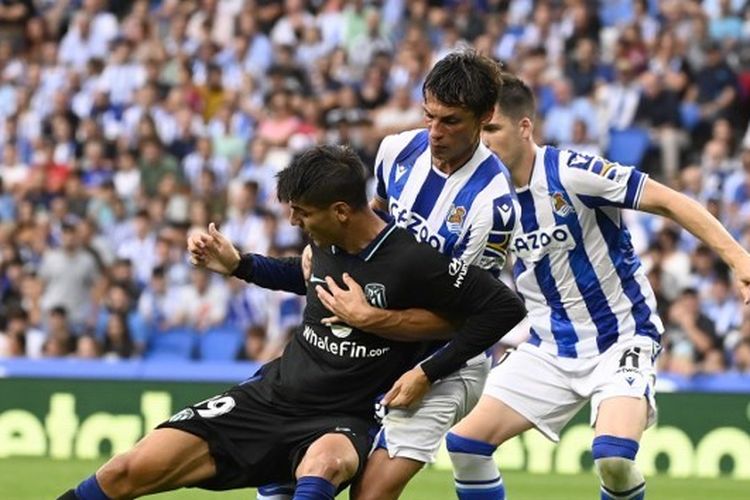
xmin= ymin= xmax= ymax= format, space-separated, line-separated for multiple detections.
xmin=446 ymin=205 xmax=466 ymax=234
xmin=330 ymin=324 xmax=353 ymax=338
xmin=550 ymin=192 xmax=574 ymax=217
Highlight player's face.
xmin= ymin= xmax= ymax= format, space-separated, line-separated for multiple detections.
xmin=423 ymin=92 xmax=488 ymax=169
xmin=481 ymin=105 xmax=527 ymax=170
xmin=288 ymin=201 xmax=340 ymax=247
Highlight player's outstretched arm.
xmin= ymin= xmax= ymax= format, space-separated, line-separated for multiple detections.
xmin=188 ymin=222 xmax=241 ymax=275
xmin=188 ymin=223 xmax=307 ymax=295
xmin=315 ymin=273 xmax=455 ymax=340
xmin=638 ymin=179 xmax=750 ymax=303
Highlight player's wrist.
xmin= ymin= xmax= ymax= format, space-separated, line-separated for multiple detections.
xmin=228 ymin=246 xmax=242 ymax=275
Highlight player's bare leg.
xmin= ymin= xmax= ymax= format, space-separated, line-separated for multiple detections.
xmin=58 ymin=428 xmax=216 ymax=499
xmin=350 ymin=450 xmax=424 ymax=500
xmin=593 ymin=396 xmax=649 ymax=500
xmin=294 ymin=433 xmax=360 ymax=499
xmin=446 ymin=395 xmax=534 ymax=499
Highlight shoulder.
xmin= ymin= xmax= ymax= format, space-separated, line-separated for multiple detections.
xmin=378 ymin=129 xmax=428 ymax=157
xmin=555 ymin=147 xmax=621 ymax=181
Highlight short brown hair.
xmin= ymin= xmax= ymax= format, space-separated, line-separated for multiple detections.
xmin=496 ymin=72 xmax=536 ymax=122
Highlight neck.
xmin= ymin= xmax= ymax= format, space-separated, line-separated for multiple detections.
xmin=434 ymin=141 xmax=479 ymax=175
xmin=509 ymin=142 xmax=537 ymax=188
xmin=338 ymin=209 xmax=387 ymax=254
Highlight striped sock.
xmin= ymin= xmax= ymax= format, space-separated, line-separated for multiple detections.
xmin=601 ymin=482 xmax=645 ymax=499
xmin=292 ymin=476 xmax=336 ymax=500
xmin=446 ymin=432 xmax=505 ymax=500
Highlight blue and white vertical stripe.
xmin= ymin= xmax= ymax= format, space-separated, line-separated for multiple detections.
xmin=374 ymin=129 xmax=514 ymax=270
xmin=511 ymin=145 xmax=663 ymax=358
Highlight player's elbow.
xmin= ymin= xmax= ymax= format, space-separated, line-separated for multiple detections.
xmin=491 ymin=294 xmax=527 ymax=339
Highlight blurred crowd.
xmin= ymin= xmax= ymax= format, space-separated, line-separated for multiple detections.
xmin=0 ymin=0 xmax=748 ymax=375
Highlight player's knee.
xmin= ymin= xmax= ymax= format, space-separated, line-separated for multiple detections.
xmin=592 ymin=435 xmax=644 ymax=493
xmin=98 ymin=449 xmax=165 ymax=497
xmin=296 ymin=449 xmax=356 ymax=485
xmin=446 ymin=431 xmax=499 ymax=476
xmin=97 ymin=452 xmax=140 ymax=497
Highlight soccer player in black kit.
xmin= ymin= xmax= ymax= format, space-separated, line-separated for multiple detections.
xmin=58 ymin=145 xmax=525 ymax=500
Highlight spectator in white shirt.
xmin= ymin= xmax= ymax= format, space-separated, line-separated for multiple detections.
xmin=174 ymin=267 xmax=229 ymax=332
xmin=116 ymin=209 xmax=157 ymax=287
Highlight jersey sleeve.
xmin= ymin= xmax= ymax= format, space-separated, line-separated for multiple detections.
xmin=232 ymin=254 xmax=307 ymax=296
xmin=373 ymin=136 xmax=391 ymax=202
xmin=455 ymin=188 xmax=516 ymax=277
xmin=373 ymin=129 xmax=424 ymax=202
xmin=400 ymin=243 xmax=526 ymax=382
xmin=561 ymin=151 xmax=649 ymax=209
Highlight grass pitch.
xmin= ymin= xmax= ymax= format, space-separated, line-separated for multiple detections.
xmin=2 ymin=457 xmax=748 ymax=499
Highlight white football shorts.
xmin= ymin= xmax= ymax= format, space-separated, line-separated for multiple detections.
xmin=375 ymin=354 xmax=491 ymax=463
xmin=483 ymin=335 xmax=659 ymax=442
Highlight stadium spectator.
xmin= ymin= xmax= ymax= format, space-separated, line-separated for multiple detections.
xmin=0 ymin=0 xmax=744 ymax=378
xmin=38 ymin=221 xmax=99 ymax=327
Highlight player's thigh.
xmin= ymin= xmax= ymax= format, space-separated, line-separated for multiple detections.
xmin=482 ymin=344 xmax=586 ymax=442
xmin=296 ymin=432 xmax=360 ymax=485
xmin=595 ymin=397 xmax=648 ymax=441
xmin=451 ymin=394 xmax=535 ymax=446
xmin=351 ymin=449 xmax=424 ymax=500
xmin=97 ymin=428 xmax=215 ymax=496
xmin=591 ymin=336 xmax=658 ymax=440
xmin=380 ymin=360 xmax=488 ymax=464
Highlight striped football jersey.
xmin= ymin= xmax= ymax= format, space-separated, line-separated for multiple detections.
xmin=511 ymin=145 xmax=664 ymax=358
xmin=374 ymin=129 xmax=515 ymax=276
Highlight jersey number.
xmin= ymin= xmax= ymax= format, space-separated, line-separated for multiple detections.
xmin=195 ymin=395 xmax=236 ymax=418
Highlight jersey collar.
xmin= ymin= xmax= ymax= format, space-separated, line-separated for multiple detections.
xmin=330 ymin=219 xmax=398 ymax=262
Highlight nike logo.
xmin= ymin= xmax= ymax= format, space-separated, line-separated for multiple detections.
xmin=310 ymin=275 xmax=327 ymax=284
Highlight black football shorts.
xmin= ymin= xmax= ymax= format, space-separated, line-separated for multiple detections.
xmin=158 ymin=377 xmax=374 ymax=491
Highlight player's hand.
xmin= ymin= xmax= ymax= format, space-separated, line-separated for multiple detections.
xmin=381 ymin=365 xmax=430 ymax=409
xmin=316 ymin=273 xmax=374 ymax=328
xmin=187 ymin=222 xmax=241 ymax=276
xmin=301 ymin=245 xmax=312 ymax=281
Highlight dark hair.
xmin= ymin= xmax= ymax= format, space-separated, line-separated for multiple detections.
xmin=422 ymin=50 xmax=502 ymax=117
xmin=496 ymin=72 xmax=537 ymax=122
xmin=276 ymin=145 xmax=368 ymax=209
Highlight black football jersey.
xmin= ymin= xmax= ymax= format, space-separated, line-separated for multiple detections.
xmin=257 ymin=221 xmax=525 ymax=418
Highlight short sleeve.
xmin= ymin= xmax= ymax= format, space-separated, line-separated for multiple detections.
xmin=562 ymin=152 xmax=648 ymax=209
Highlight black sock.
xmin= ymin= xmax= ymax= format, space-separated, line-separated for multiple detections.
xmin=56 ymin=490 xmax=78 ymax=500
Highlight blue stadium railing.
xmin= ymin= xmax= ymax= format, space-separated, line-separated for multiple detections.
xmin=1 ymin=359 xmax=749 ymax=391
xmin=0 ymin=358 xmax=261 ymax=383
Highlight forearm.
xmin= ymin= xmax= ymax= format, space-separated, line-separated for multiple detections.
xmin=641 ymin=183 xmax=749 ymax=268
xmin=420 ymin=288 xmax=526 ymax=382
xmin=356 ymin=308 xmax=455 ymax=341
xmin=232 ymin=254 xmax=307 ymax=295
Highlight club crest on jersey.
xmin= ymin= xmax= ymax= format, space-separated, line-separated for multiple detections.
xmin=168 ymin=408 xmax=194 ymax=422
xmin=365 ymin=283 xmax=387 ymax=308
xmin=550 ymin=192 xmax=574 ymax=217
xmin=446 ymin=205 xmax=467 ymax=234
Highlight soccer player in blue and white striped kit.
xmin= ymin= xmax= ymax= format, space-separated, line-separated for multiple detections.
xmin=445 ymin=73 xmax=750 ymax=500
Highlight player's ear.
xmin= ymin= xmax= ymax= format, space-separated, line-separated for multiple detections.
xmin=331 ymin=201 xmax=351 ymax=222
xmin=519 ymin=117 xmax=533 ymax=140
